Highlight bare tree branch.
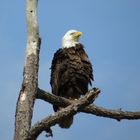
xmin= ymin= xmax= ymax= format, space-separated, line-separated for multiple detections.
xmin=14 ymin=0 xmax=41 ymax=139
xmin=36 ymin=88 xmax=71 ymax=107
xmin=26 ymin=88 xmax=100 ymax=140
xmin=36 ymin=88 xmax=140 ymax=121
xmin=83 ymin=105 xmax=140 ymax=121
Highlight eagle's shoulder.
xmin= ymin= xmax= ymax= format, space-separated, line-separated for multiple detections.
xmin=75 ymin=43 xmax=89 ymax=61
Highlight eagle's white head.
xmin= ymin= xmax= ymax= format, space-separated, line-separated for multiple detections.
xmin=62 ymin=29 xmax=83 ymax=48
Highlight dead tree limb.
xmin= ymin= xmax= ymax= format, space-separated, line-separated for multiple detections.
xmin=36 ymin=88 xmax=71 ymax=107
xmin=37 ymin=88 xmax=140 ymax=121
xmin=83 ymin=105 xmax=140 ymax=121
xmin=14 ymin=0 xmax=41 ymax=139
xmin=26 ymin=88 xmax=100 ymax=140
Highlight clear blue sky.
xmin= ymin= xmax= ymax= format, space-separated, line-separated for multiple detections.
xmin=0 ymin=0 xmax=140 ymax=140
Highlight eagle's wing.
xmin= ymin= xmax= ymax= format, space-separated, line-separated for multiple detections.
xmin=50 ymin=48 xmax=67 ymax=96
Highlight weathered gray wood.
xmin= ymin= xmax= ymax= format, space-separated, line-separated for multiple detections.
xmin=14 ymin=0 xmax=41 ymax=139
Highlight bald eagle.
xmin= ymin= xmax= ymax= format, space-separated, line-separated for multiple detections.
xmin=50 ymin=30 xmax=93 ymax=128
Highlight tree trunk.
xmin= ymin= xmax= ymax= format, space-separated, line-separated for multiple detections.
xmin=14 ymin=0 xmax=41 ymax=139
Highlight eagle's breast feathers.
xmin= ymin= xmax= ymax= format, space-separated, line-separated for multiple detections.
xmin=50 ymin=44 xmax=93 ymax=98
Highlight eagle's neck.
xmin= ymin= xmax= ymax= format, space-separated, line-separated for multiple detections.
xmin=62 ymin=38 xmax=79 ymax=48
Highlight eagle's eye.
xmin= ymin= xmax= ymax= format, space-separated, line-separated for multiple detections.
xmin=70 ymin=32 xmax=75 ymax=35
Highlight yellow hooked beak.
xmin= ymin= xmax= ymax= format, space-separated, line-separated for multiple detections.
xmin=73 ymin=31 xmax=83 ymax=37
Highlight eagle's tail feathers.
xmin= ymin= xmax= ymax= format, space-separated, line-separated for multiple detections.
xmin=58 ymin=116 xmax=73 ymax=128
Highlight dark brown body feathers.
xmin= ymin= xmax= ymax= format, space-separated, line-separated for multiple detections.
xmin=50 ymin=44 xmax=93 ymax=128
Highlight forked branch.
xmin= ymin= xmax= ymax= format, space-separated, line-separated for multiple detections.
xmin=37 ymin=88 xmax=140 ymax=121
xmin=26 ymin=88 xmax=100 ymax=139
